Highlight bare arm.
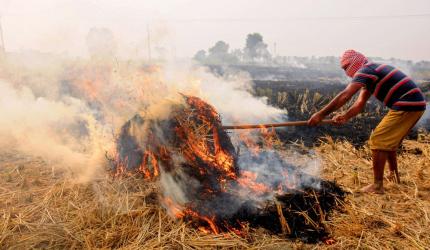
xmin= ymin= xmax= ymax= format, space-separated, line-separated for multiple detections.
xmin=319 ymin=83 xmax=363 ymax=116
xmin=308 ymin=83 xmax=363 ymax=125
xmin=342 ymin=88 xmax=372 ymax=120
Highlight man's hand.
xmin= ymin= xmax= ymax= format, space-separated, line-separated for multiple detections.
xmin=332 ymin=114 xmax=349 ymax=125
xmin=308 ymin=112 xmax=325 ymax=126
xmin=307 ymin=83 xmax=363 ymax=127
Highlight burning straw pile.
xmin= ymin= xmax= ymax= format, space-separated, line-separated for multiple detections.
xmin=111 ymin=94 xmax=346 ymax=242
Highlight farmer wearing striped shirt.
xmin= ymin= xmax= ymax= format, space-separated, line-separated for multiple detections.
xmin=308 ymin=49 xmax=426 ymax=194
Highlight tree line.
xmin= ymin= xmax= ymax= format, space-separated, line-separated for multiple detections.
xmin=193 ymin=33 xmax=271 ymax=65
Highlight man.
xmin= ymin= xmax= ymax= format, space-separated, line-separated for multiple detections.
xmin=308 ymin=50 xmax=426 ymax=194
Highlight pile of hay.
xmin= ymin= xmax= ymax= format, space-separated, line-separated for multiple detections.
xmin=114 ymin=95 xmax=346 ymax=242
xmin=1 ymin=134 xmax=429 ymax=249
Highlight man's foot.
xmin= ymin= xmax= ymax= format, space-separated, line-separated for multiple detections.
xmin=360 ymin=184 xmax=384 ymax=194
xmin=386 ymin=171 xmax=400 ymax=183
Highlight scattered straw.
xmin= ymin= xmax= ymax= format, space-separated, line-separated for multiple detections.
xmin=1 ymin=134 xmax=429 ymax=249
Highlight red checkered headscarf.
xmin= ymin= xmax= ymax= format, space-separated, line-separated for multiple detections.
xmin=340 ymin=50 xmax=368 ymax=77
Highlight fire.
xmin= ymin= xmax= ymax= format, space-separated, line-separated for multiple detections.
xmin=237 ymin=130 xmax=261 ymax=155
xmin=162 ymin=197 xmax=220 ymax=234
xmin=324 ymin=238 xmax=336 ymax=245
xmin=162 ymin=197 xmax=186 ymax=218
xmin=139 ymin=151 xmax=159 ymax=179
xmin=237 ymin=171 xmax=271 ymax=194
xmin=175 ymin=96 xmax=237 ymax=181
xmin=110 ymin=94 xmax=346 ymax=243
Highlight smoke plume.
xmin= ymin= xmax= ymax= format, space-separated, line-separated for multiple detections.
xmin=0 ymin=45 xmax=288 ymax=183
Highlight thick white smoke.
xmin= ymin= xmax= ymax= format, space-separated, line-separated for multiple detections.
xmin=0 ymin=78 xmax=109 ymax=181
xmin=0 ymin=51 xmax=289 ymax=184
xmin=160 ymin=61 xmax=285 ymax=124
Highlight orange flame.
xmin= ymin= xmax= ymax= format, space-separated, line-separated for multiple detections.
xmin=237 ymin=170 xmax=271 ymax=194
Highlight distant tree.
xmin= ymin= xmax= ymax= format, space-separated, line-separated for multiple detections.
xmin=206 ymin=41 xmax=238 ymax=64
xmin=193 ymin=50 xmax=207 ymax=62
xmin=244 ymin=33 xmax=271 ymax=63
xmin=245 ymin=33 xmax=263 ymax=58
xmin=231 ymin=49 xmax=243 ymax=62
xmin=209 ymin=41 xmax=229 ymax=56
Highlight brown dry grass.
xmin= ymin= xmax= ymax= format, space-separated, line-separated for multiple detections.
xmin=1 ymin=135 xmax=429 ymax=249
xmin=316 ymin=135 xmax=430 ymax=250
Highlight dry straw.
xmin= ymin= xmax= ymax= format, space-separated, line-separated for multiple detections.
xmin=1 ymin=134 xmax=429 ymax=249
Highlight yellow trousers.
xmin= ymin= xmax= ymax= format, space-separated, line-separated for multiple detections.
xmin=369 ymin=110 xmax=424 ymax=151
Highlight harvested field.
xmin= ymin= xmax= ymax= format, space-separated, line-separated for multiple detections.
xmin=1 ymin=2 xmax=430 ymax=249
xmin=1 ymin=133 xmax=429 ymax=249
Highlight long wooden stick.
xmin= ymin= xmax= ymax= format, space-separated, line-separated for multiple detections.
xmin=222 ymin=119 xmax=333 ymax=130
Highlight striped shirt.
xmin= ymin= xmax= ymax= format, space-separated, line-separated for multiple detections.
xmin=352 ymin=63 xmax=426 ymax=111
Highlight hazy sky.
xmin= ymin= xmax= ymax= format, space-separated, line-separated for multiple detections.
xmin=1 ymin=0 xmax=430 ymax=60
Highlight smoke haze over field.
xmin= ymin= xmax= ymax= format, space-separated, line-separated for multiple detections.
xmin=0 ymin=52 xmax=285 ymax=181
xmin=0 ymin=0 xmax=427 ymax=182
xmin=0 ymin=0 xmax=430 ymax=60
